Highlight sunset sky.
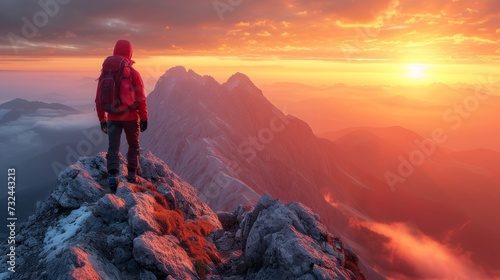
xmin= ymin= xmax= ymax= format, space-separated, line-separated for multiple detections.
xmin=1 ymin=0 xmax=499 ymax=85
xmin=1 ymin=2 xmax=500 ymax=279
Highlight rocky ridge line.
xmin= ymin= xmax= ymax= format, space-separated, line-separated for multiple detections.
xmin=0 ymin=151 xmax=365 ymax=280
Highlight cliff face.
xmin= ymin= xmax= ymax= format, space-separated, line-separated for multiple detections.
xmin=0 ymin=151 xmax=365 ymax=280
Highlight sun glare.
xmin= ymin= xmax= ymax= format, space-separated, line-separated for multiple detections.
xmin=406 ymin=64 xmax=428 ymax=79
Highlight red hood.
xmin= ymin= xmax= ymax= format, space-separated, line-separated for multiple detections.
xmin=113 ymin=40 xmax=133 ymax=60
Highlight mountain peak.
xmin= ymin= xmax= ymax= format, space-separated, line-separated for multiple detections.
xmin=0 ymin=151 xmax=366 ymax=279
xmin=161 ymin=66 xmax=203 ymax=81
xmin=160 ymin=67 xmax=260 ymax=93
xmin=227 ymin=72 xmax=251 ymax=84
xmin=165 ymin=65 xmax=187 ymax=75
xmin=158 ymin=66 xmax=216 ymax=88
xmin=224 ymin=72 xmax=261 ymax=94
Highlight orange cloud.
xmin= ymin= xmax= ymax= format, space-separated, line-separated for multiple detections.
xmin=365 ymin=222 xmax=496 ymax=280
xmin=0 ymin=0 xmax=497 ymax=64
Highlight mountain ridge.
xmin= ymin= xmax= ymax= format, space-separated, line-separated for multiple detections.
xmin=0 ymin=151 xmax=366 ymax=280
xmin=143 ymin=66 xmax=500 ymax=279
xmin=144 ymin=66 xmax=390 ymax=278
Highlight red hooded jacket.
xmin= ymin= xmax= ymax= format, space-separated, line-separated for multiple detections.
xmin=95 ymin=40 xmax=148 ymax=122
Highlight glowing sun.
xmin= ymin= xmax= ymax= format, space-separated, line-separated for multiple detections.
xmin=406 ymin=64 xmax=428 ymax=79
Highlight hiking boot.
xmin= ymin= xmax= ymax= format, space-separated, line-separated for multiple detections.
xmin=126 ymin=168 xmax=137 ymax=183
xmin=126 ymin=173 xmax=137 ymax=183
xmin=109 ymin=176 xmax=118 ymax=193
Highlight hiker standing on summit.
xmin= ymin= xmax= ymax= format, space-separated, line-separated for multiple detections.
xmin=95 ymin=39 xmax=148 ymax=192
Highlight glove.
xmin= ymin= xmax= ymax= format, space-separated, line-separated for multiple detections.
xmin=140 ymin=120 xmax=148 ymax=132
xmin=100 ymin=122 xmax=108 ymax=134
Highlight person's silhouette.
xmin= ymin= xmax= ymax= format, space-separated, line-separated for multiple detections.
xmin=95 ymin=39 xmax=148 ymax=192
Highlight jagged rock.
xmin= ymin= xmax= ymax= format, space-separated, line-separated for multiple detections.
xmin=0 ymin=152 xmax=224 ymax=280
xmin=214 ymin=194 xmax=364 ymax=280
xmin=214 ymin=231 xmax=236 ymax=251
xmin=133 ymin=232 xmax=197 ymax=279
xmin=157 ymin=184 xmax=178 ymax=209
xmin=106 ymin=226 xmax=135 ymax=267
xmin=46 ymin=245 xmax=122 ymax=280
xmin=95 ymin=194 xmax=128 ymax=223
xmin=139 ymin=269 xmax=158 ymax=280
xmin=262 ymin=226 xmax=335 ymax=277
xmin=243 ymin=195 xmax=309 ymax=262
xmin=116 ymin=183 xmax=138 ymax=199
xmin=139 ymin=150 xmax=221 ymax=229
xmin=126 ymin=192 xmax=162 ymax=235
xmin=137 ymin=150 xmax=171 ymax=182
xmin=51 ymin=159 xmax=106 ymax=208
xmin=217 ymin=212 xmax=239 ymax=232
xmin=0 ymin=152 xmax=365 ymax=280
xmin=287 ymin=202 xmax=328 ymax=241
xmin=312 ymin=264 xmax=348 ymax=280
xmin=240 ymin=194 xmax=277 ymax=245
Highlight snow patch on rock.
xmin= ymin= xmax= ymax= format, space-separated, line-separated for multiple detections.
xmin=43 ymin=206 xmax=91 ymax=259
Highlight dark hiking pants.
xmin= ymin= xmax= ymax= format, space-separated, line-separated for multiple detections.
xmin=106 ymin=120 xmax=140 ymax=173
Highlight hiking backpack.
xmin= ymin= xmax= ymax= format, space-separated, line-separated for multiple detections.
xmin=98 ymin=56 xmax=138 ymax=114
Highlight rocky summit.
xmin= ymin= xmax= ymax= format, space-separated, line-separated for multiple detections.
xmin=0 ymin=151 xmax=365 ymax=280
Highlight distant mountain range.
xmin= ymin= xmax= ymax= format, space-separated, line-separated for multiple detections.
xmin=0 ymin=98 xmax=80 ymax=125
xmin=0 ymin=98 xmax=79 ymax=112
xmin=261 ymin=82 xmax=500 ymax=153
xmin=143 ymin=67 xmax=500 ymax=279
